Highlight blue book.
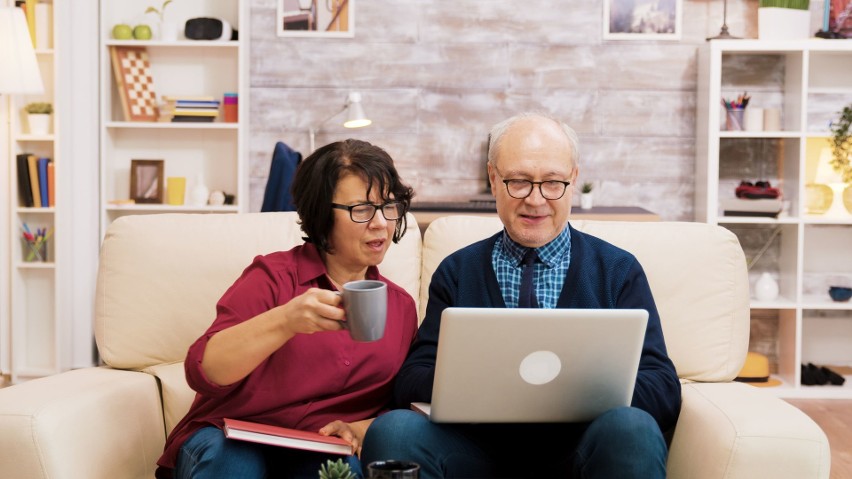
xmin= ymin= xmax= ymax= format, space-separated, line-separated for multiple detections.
xmin=37 ymin=157 xmax=49 ymax=208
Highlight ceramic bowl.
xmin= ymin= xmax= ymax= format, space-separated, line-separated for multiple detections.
xmin=828 ymin=286 xmax=852 ymax=302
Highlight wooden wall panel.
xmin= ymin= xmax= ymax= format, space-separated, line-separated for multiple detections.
xmin=246 ymin=0 xmax=828 ymax=220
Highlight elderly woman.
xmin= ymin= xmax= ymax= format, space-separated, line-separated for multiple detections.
xmin=156 ymin=139 xmax=417 ymax=479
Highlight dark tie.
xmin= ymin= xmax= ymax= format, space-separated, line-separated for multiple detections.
xmin=518 ymin=248 xmax=539 ymax=308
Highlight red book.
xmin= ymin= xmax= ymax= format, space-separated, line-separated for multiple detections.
xmin=223 ymin=418 xmax=353 ymax=456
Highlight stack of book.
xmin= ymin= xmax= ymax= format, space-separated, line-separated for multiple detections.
xmin=16 ymin=153 xmax=54 ymax=208
xmin=160 ymin=96 xmax=221 ymax=123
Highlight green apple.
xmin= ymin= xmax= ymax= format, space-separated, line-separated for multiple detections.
xmin=133 ymin=24 xmax=153 ymax=40
xmin=112 ymin=24 xmax=133 ymax=40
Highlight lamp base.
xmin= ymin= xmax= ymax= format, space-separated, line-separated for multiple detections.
xmin=822 ymin=184 xmax=851 ymax=217
xmin=707 ymin=25 xmax=741 ymax=41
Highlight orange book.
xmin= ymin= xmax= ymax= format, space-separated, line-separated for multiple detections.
xmin=47 ymin=160 xmax=55 ymax=207
xmin=27 ymin=155 xmax=41 ymax=208
xmin=223 ymin=418 xmax=353 ymax=456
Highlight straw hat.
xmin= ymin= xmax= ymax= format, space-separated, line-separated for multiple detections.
xmin=734 ymin=352 xmax=782 ymax=387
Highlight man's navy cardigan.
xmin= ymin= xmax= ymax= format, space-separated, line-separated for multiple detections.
xmin=394 ymin=224 xmax=682 ymax=432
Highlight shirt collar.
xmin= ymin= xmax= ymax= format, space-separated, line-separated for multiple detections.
xmin=296 ymin=242 xmax=380 ymax=289
xmin=499 ymin=226 xmax=571 ymax=268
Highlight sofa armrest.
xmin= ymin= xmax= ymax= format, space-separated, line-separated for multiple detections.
xmin=668 ymin=382 xmax=830 ymax=479
xmin=0 ymin=367 xmax=165 ymax=479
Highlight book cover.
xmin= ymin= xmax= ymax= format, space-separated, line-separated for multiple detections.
xmin=16 ymin=153 xmax=34 ymax=207
xmin=47 ymin=160 xmax=55 ymax=207
xmin=37 ymin=157 xmax=49 ymax=207
xmin=27 ymin=155 xmax=42 ymax=208
xmin=34 ymin=2 xmax=52 ymax=50
xmin=24 ymin=0 xmax=36 ymax=46
xmin=223 ymin=418 xmax=353 ymax=456
xmin=171 ymin=115 xmax=215 ymax=123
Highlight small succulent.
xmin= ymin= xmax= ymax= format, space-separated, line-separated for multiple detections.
xmin=581 ymin=182 xmax=593 ymax=194
xmin=318 ymin=458 xmax=355 ymax=479
xmin=145 ymin=0 xmax=173 ymax=22
xmin=24 ymin=102 xmax=53 ymax=114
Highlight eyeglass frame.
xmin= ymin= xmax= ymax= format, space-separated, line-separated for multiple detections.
xmin=490 ymin=164 xmax=573 ymax=200
xmin=331 ymin=201 xmax=405 ymax=223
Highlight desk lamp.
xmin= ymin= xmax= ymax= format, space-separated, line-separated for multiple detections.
xmin=707 ymin=0 xmax=741 ymax=40
xmin=309 ymin=91 xmax=371 ymax=153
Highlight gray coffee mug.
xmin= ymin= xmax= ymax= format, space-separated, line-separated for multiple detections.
xmin=340 ymin=280 xmax=387 ymax=342
xmin=367 ymin=460 xmax=420 ymax=479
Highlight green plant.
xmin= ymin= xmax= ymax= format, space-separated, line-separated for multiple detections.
xmin=24 ymin=102 xmax=53 ymax=114
xmin=145 ymin=0 xmax=173 ymax=22
xmin=581 ymin=182 xmax=593 ymax=194
xmin=318 ymin=458 xmax=355 ymax=479
xmin=758 ymin=0 xmax=810 ymax=10
xmin=829 ymin=104 xmax=852 ymax=184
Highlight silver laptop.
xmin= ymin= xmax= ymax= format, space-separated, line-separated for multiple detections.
xmin=412 ymin=307 xmax=649 ymax=423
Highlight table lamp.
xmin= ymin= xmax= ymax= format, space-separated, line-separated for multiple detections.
xmin=309 ymin=91 xmax=372 ymax=153
xmin=813 ymin=145 xmax=851 ymax=217
xmin=707 ymin=0 xmax=741 ymax=40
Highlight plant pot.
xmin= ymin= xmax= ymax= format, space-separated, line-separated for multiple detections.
xmin=758 ymin=7 xmax=811 ymax=40
xmin=159 ymin=20 xmax=178 ymax=41
xmin=27 ymin=113 xmax=51 ymax=135
xmin=580 ymin=193 xmax=593 ymax=210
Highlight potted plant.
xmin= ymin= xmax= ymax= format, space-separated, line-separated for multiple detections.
xmin=758 ymin=0 xmax=811 ymax=40
xmin=580 ymin=182 xmax=594 ymax=210
xmin=829 ymin=104 xmax=852 ymax=185
xmin=24 ymin=102 xmax=53 ymax=135
xmin=318 ymin=459 xmax=355 ymax=479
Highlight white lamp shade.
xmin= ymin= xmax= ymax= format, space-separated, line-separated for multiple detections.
xmin=0 ymin=7 xmax=44 ymax=94
xmin=343 ymin=92 xmax=371 ymax=129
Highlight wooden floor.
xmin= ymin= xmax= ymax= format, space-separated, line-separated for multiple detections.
xmin=785 ymin=399 xmax=852 ymax=479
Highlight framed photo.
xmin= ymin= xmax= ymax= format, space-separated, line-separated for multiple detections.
xmin=603 ymin=0 xmax=682 ymax=40
xmin=130 ymin=159 xmax=164 ymax=204
xmin=277 ymin=0 xmax=354 ymax=38
xmin=827 ymin=0 xmax=852 ymax=38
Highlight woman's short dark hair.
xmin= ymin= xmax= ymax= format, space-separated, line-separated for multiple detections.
xmin=291 ymin=139 xmax=415 ymax=253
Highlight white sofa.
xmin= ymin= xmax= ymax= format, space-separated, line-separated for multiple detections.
xmin=0 ymin=212 xmax=830 ymax=478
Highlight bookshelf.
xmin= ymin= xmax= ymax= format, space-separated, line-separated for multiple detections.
xmin=696 ymin=40 xmax=852 ymax=398
xmin=98 ymin=0 xmax=249 ymax=235
xmin=5 ymin=0 xmax=60 ymax=382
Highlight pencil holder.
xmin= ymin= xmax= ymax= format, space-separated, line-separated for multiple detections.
xmin=725 ymin=108 xmax=745 ymax=131
xmin=22 ymin=238 xmax=48 ymax=262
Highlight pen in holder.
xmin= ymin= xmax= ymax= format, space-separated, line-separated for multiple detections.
xmin=725 ymin=108 xmax=745 ymax=131
xmin=721 ymin=93 xmax=750 ymax=131
xmin=20 ymin=226 xmax=51 ymax=263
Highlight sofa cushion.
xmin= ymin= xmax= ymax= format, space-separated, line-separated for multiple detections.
xmin=95 ymin=212 xmax=421 ymax=370
xmin=420 ymin=216 xmax=749 ymax=382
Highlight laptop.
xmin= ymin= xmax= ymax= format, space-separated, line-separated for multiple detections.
xmin=411 ymin=307 xmax=649 ymax=423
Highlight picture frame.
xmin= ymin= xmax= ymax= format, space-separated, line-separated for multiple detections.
xmin=826 ymin=0 xmax=852 ymax=38
xmin=130 ymin=159 xmax=164 ymax=204
xmin=603 ymin=0 xmax=682 ymax=40
xmin=277 ymin=0 xmax=354 ymax=38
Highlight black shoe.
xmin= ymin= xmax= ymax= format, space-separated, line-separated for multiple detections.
xmin=807 ymin=363 xmax=829 ymax=385
xmin=821 ymin=366 xmax=846 ymax=386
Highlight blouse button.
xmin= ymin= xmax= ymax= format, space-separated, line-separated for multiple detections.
xmin=343 ymin=360 xmax=351 ymax=366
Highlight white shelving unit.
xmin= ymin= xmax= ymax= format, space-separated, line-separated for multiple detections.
xmin=5 ymin=0 xmax=64 ymax=383
xmin=99 ymin=0 xmax=248 ymax=234
xmin=696 ymin=40 xmax=852 ymax=399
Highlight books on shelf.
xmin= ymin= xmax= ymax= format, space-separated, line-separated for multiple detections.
xmin=15 ymin=1 xmax=52 ymax=49
xmin=160 ymin=95 xmax=221 ymax=123
xmin=222 ymin=418 xmax=354 ymax=456
xmin=16 ymin=153 xmax=53 ymax=208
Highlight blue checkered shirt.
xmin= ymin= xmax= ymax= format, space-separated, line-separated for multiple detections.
xmin=492 ymin=226 xmax=571 ymax=308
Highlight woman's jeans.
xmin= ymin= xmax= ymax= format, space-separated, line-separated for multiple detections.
xmin=362 ymin=406 xmax=667 ymax=479
xmin=175 ymin=426 xmax=363 ymax=479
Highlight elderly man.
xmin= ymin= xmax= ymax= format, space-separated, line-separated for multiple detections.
xmin=361 ymin=112 xmax=681 ymax=478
